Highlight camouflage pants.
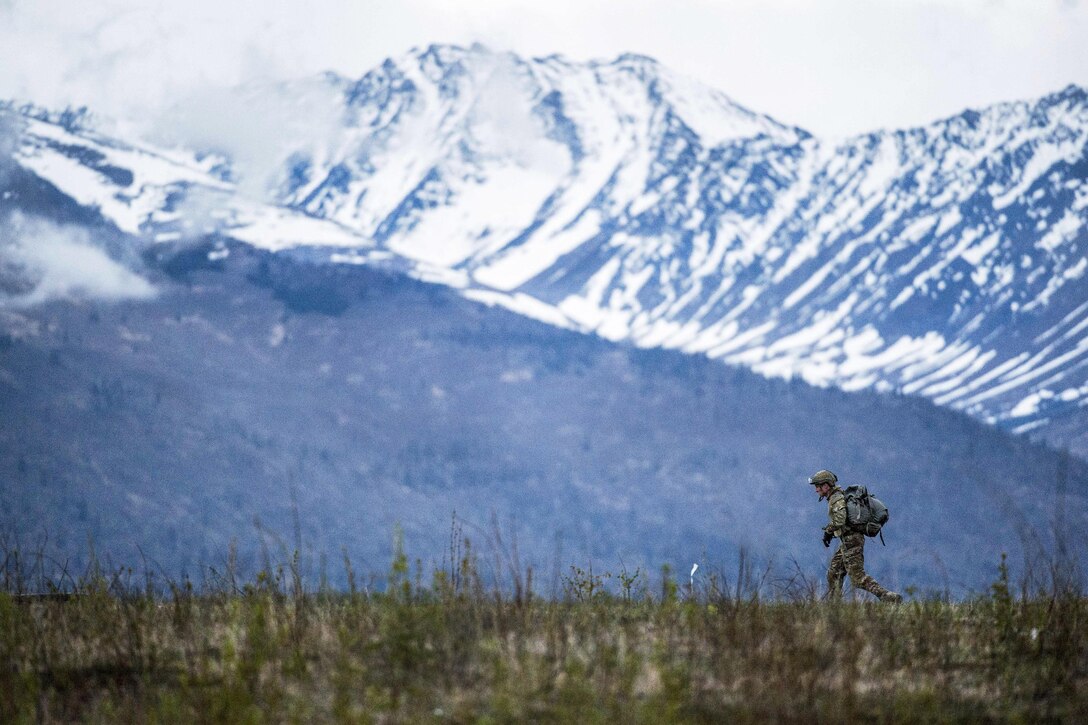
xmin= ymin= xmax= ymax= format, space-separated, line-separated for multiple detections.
xmin=827 ymin=532 xmax=889 ymax=600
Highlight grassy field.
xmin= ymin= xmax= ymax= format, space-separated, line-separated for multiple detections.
xmin=2 ymin=539 xmax=1086 ymax=723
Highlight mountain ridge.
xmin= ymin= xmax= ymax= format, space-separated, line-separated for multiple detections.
xmin=1 ymin=45 xmax=1086 ymax=455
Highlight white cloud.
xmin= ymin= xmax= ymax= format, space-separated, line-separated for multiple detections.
xmin=463 ymin=53 xmax=572 ymax=176
xmin=0 ymin=213 xmax=156 ymax=306
xmin=0 ymin=0 xmax=1085 ymax=136
xmin=149 ymin=78 xmax=347 ymax=201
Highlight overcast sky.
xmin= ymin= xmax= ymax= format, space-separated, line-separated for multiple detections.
xmin=1 ymin=0 xmax=1085 ymax=138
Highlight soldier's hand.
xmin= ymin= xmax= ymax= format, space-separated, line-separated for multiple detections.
xmin=822 ymin=531 xmax=834 ymax=548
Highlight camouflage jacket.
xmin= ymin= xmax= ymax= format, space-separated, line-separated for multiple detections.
xmin=824 ymin=486 xmax=848 ymax=538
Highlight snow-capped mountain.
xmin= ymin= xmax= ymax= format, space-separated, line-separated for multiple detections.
xmin=2 ymin=44 xmax=1086 ymax=451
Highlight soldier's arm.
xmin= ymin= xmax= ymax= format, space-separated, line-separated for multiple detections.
xmin=825 ymin=492 xmax=848 ymax=536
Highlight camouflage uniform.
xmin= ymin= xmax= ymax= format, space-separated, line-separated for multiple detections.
xmin=823 ymin=485 xmax=891 ymax=600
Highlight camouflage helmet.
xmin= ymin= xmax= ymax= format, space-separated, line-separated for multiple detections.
xmin=808 ymin=469 xmax=838 ymax=486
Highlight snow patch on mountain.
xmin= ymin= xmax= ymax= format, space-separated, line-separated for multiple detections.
xmin=2 ymin=49 xmax=1086 ymax=452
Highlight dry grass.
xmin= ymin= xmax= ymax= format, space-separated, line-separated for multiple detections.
xmin=1 ymin=539 xmax=1086 ymax=723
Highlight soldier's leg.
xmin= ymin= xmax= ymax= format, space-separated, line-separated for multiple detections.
xmin=826 ymin=543 xmax=846 ymax=599
xmin=841 ymin=533 xmax=890 ymax=599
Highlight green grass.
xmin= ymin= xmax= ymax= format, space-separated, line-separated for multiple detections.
xmin=1 ymin=542 xmax=1086 ymax=723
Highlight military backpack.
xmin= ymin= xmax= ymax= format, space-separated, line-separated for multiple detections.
xmin=843 ymin=485 xmax=889 ymax=543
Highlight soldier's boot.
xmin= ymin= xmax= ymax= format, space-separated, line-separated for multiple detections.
xmin=880 ymin=591 xmax=903 ymax=603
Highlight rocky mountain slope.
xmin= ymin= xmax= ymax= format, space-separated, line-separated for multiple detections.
xmin=2 ymin=44 xmax=1086 ymax=454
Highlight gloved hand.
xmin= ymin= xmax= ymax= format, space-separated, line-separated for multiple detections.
xmin=822 ymin=531 xmax=834 ymax=548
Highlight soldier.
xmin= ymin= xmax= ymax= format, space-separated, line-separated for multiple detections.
xmin=810 ymin=469 xmax=902 ymax=603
